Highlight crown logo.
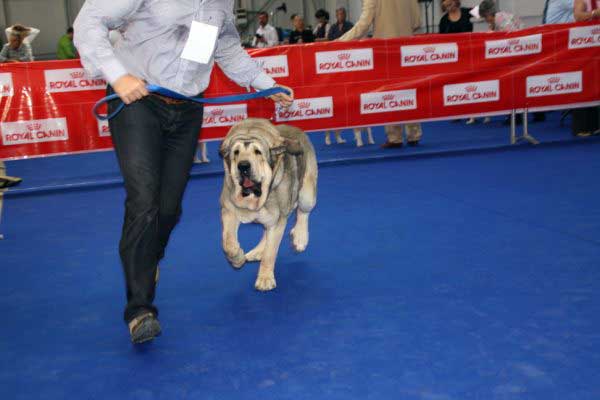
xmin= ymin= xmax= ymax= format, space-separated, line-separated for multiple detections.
xmin=465 ymin=85 xmax=478 ymax=93
xmin=548 ymin=77 xmax=561 ymax=84
xmin=298 ymin=101 xmax=311 ymax=109
xmin=423 ymin=47 xmax=436 ymax=53
xmin=27 ymin=123 xmax=42 ymax=131
xmin=70 ymin=71 xmax=85 ymax=79
xmin=211 ymin=108 xmax=224 ymax=116
xmin=337 ymin=53 xmax=351 ymax=60
xmin=382 ymin=94 xmax=395 ymax=101
xmin=508 ymin=39 xmax=520 ymax=46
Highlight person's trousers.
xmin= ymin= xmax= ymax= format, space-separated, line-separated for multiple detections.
xmin=572 ymin=106 xmax=599 ymax=135
xmin=385 ymin=124 xmax=422 ymax=144
xmin=107 ymin=88 xmax=204 ymax=323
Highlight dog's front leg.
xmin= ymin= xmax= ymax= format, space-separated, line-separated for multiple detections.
xmin=221 ymin=208 xmax=245 ymax=268
xmin=255 ymin=219 xmax=287 ymax=291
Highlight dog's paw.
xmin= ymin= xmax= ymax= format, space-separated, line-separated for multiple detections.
xmin=245 ymin=247 xmax=263 ymax=262
xmin=255 ymin=274 xmax=277 ymax=291
xmin=290 ymin=227 xmax=308 ymax=253
xmin=226 ymin=248 xmax=246 ymax=269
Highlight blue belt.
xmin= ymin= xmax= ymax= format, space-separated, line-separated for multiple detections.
xmin=93 ymin=84 xmax=289 ymax=121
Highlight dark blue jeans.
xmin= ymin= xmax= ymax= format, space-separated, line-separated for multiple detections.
xmin=107 ymin=87 xmax=204 ymax=322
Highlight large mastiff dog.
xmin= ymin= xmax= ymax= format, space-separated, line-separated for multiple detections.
xmin=219 ymin=118 xmax=318 ymax=291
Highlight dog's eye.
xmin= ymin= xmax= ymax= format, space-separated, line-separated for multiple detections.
xmin=254 ymin=149 xmax=262 ymax=156
xmin=234 ymin=150 xmax=239 ymax=156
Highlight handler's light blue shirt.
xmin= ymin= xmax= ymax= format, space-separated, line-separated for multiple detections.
xmin=546 ymin=0 xmax=575 ymax=24
xmin=74 ymin=0 xmax=275 ymax=97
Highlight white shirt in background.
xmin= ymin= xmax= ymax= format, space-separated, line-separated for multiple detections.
xmin=252 ymin=24 xmax=279 ymax=48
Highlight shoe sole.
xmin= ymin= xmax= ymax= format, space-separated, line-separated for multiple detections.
xmin=131 ymin=318 xmax=162 ymax=344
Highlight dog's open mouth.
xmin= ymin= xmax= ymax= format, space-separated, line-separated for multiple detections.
xmin=240 ymin=177 xmax=262 ymax=197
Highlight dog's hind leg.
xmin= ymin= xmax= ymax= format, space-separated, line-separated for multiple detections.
xmin=255 ymin=219 xmax=287 ymax=291
xmin=245 ymin=230 xmax=267 ymax=262
xmin=291 ymin=170 xmax=317 ymax=253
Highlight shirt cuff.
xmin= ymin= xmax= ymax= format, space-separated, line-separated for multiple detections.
xmin=100 ymin=58 xmax=129 ymax=85
xmin=250 ymin=72 xmax=276 ymax=91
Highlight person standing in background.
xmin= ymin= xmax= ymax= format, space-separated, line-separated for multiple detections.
xmin=0 ymin=25 xmax=35 ymax=63
xmin=57 ymin=27 xmax=78 ymax=59
xmin=543 ymin=0 xmax=575 ymax=23
xmin=252 ymin=11 xmax=279 ymax=48
xmin=439 ymin=0 xmax=473 ymax=33
xmin=338 ymin=0 xmax=423 ymax=149
xmin=477 ymin=0 xmax=523 ymax=31
xmin=289 ymin=15 xmax=315 ymax=44
xmin=313 ymin=9 xmax=331 ymax=42
xmin=328 ymin=7 xmax=354 ymax=40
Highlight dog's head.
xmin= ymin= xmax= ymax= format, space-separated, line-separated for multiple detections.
xmin=220 ymin=118 xmax=302 ymax=211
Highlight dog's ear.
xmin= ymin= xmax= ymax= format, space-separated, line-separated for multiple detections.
xmin=284 ymin=138 xmax=303 ymax=156
xmin=219 ymin=141 xmax=229 ymax=159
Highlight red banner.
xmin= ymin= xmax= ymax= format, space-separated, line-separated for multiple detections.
xmin=1 ymin=22 xmax=599 ymax=161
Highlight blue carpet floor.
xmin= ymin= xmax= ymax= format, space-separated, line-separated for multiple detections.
xmin=1 ymin=138 xmax=599 ymax=399
xmin=4 ymin=111 xmax=591 ymax=196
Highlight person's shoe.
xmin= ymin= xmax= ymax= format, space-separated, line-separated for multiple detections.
xmin=380 ymin=141 xmax=403 ymax=149
xmin=575 ymin=131 xmax=592 ymax=137
xmin=483 ymin=117 xmax=491 ymax=124
xmin=0 ymin=175 xmax=22 ymax=189
xmin=532 ymin=113 xmax=546 ymax=123
xmin=129 ymin=313 xmax=161 ymax=344
xmin=592 ymin=129 xmax=600 ymax=136
xmin=407 ymin=140 xmax=419 ymax=146
xmin=466 ymin=118 xmax=477 ymax=125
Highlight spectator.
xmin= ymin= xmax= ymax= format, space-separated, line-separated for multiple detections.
xmin=571 ymin=0 xmax=600 ymax=136
xmin=439 ymin=0 xmax=473 ymax=33
xmin=328 ymin=7 xmax=355 ymax=40
xmin=252 ymin=11 xmax=279 ymax=48
xmin=543 ymin=0 xmax=575 ymax=23
xmin=57 ymin=27 xmax=78 ymax=59
xmin=477 ymin=0 xmax=523 ymax=32
xmin=4 ymin=24 xmax=39 ymax=45
xmin=289 ymin=15 xmax=315 ymax=44
xmin=313 ymin=9 xmax=331 ymax=42
xmin=339 ymin=0 xmax=423 ymax=149
xmin=0 ymin=25 xmax=35 ymax=63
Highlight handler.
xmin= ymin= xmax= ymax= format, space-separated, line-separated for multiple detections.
xmin=74 ymin=0 xmax=293 ymax=344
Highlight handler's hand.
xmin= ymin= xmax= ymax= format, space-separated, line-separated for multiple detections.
xmin=113 ymin=74 xmax=149 ymax=105
xmin=269 ymin=84 xmax=294 ymax=109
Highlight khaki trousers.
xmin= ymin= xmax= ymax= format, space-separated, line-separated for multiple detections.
xmin=385 ymin=123 xmax=422 ymax=144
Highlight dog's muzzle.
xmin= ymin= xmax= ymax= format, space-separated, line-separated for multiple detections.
xmin=238 ymin=161 xmax=262 ymax=197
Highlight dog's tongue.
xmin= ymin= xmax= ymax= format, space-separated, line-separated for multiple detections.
xmin=242 ymin=177 xmax=255 ymax=189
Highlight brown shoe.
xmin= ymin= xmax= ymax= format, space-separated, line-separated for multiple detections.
xmin=380 ymin=141 xmax=403 ymax=149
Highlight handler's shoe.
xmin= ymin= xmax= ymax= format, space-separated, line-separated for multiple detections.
xmin=129 ymin=313 xmax=161 ymax=344
xmin=0 ymin=175 xmax=22 ymax=189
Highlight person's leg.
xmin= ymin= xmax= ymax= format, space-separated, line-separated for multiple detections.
xmin=572 ymin=107 xmax=593 ymax=136
xmin=108 ymin=92 xmax=166 ymax=323
xmin=156 ymin=101 xmax=205 ymax=263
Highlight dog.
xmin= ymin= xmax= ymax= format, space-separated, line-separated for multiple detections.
xmin=219 ymin=118 xmax=318 ymax=291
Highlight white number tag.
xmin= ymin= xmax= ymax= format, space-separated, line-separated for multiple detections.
xmin=181 ymin=21 xmax=219 ymax=64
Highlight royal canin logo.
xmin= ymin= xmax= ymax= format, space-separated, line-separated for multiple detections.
xmin=316 ymin=48 xmax=374 ymax=74
xmin=423 ymin=47 xmax=436 ymax=53
xmin=527 ymin=71 xmax=582 ymax=98
xmin=465 ymin=85 xmax=478 ymax=93
xmin=211 ymin=108 xmax=224 ymax=116
xmin=548 ymin=77 xmax=561 ymax=84
xmin=382 ymin=94 xmax=395 ymax=101
xmin=337 ymin=53 xmax=351 ymax=60
xmin=70 ymin=71 xmax=85 ymax=79
xmin=298 ymin=101 xmax=311 ymax=109
xmin=508 ymin=39 xmax=520 ymax=46
xmin=360 ymin=89 xmax=417 ymax=114
xmin=275 ymin=97 xmax=334 ymax=122
xmin=27 ymin=123 xmax=42 ymax=131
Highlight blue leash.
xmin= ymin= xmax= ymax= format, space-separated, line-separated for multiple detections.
xmin=93 ymin=84 xmax=289 ymax=121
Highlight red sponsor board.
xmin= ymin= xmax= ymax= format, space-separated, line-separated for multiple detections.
xmin=1 ymin=22 xmax=599 ymax=160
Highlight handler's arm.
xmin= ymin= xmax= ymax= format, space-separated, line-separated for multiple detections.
xmin=574 ymin=0 xmax=599 ymax=21
xmin=73 ymin=0 xmax=143 ymax=84
xmin=214 ymin=12 xmax=276 ymax=91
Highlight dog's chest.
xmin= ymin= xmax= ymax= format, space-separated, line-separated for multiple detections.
xmin=238 ymin=207 xmax=279 ymax=226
